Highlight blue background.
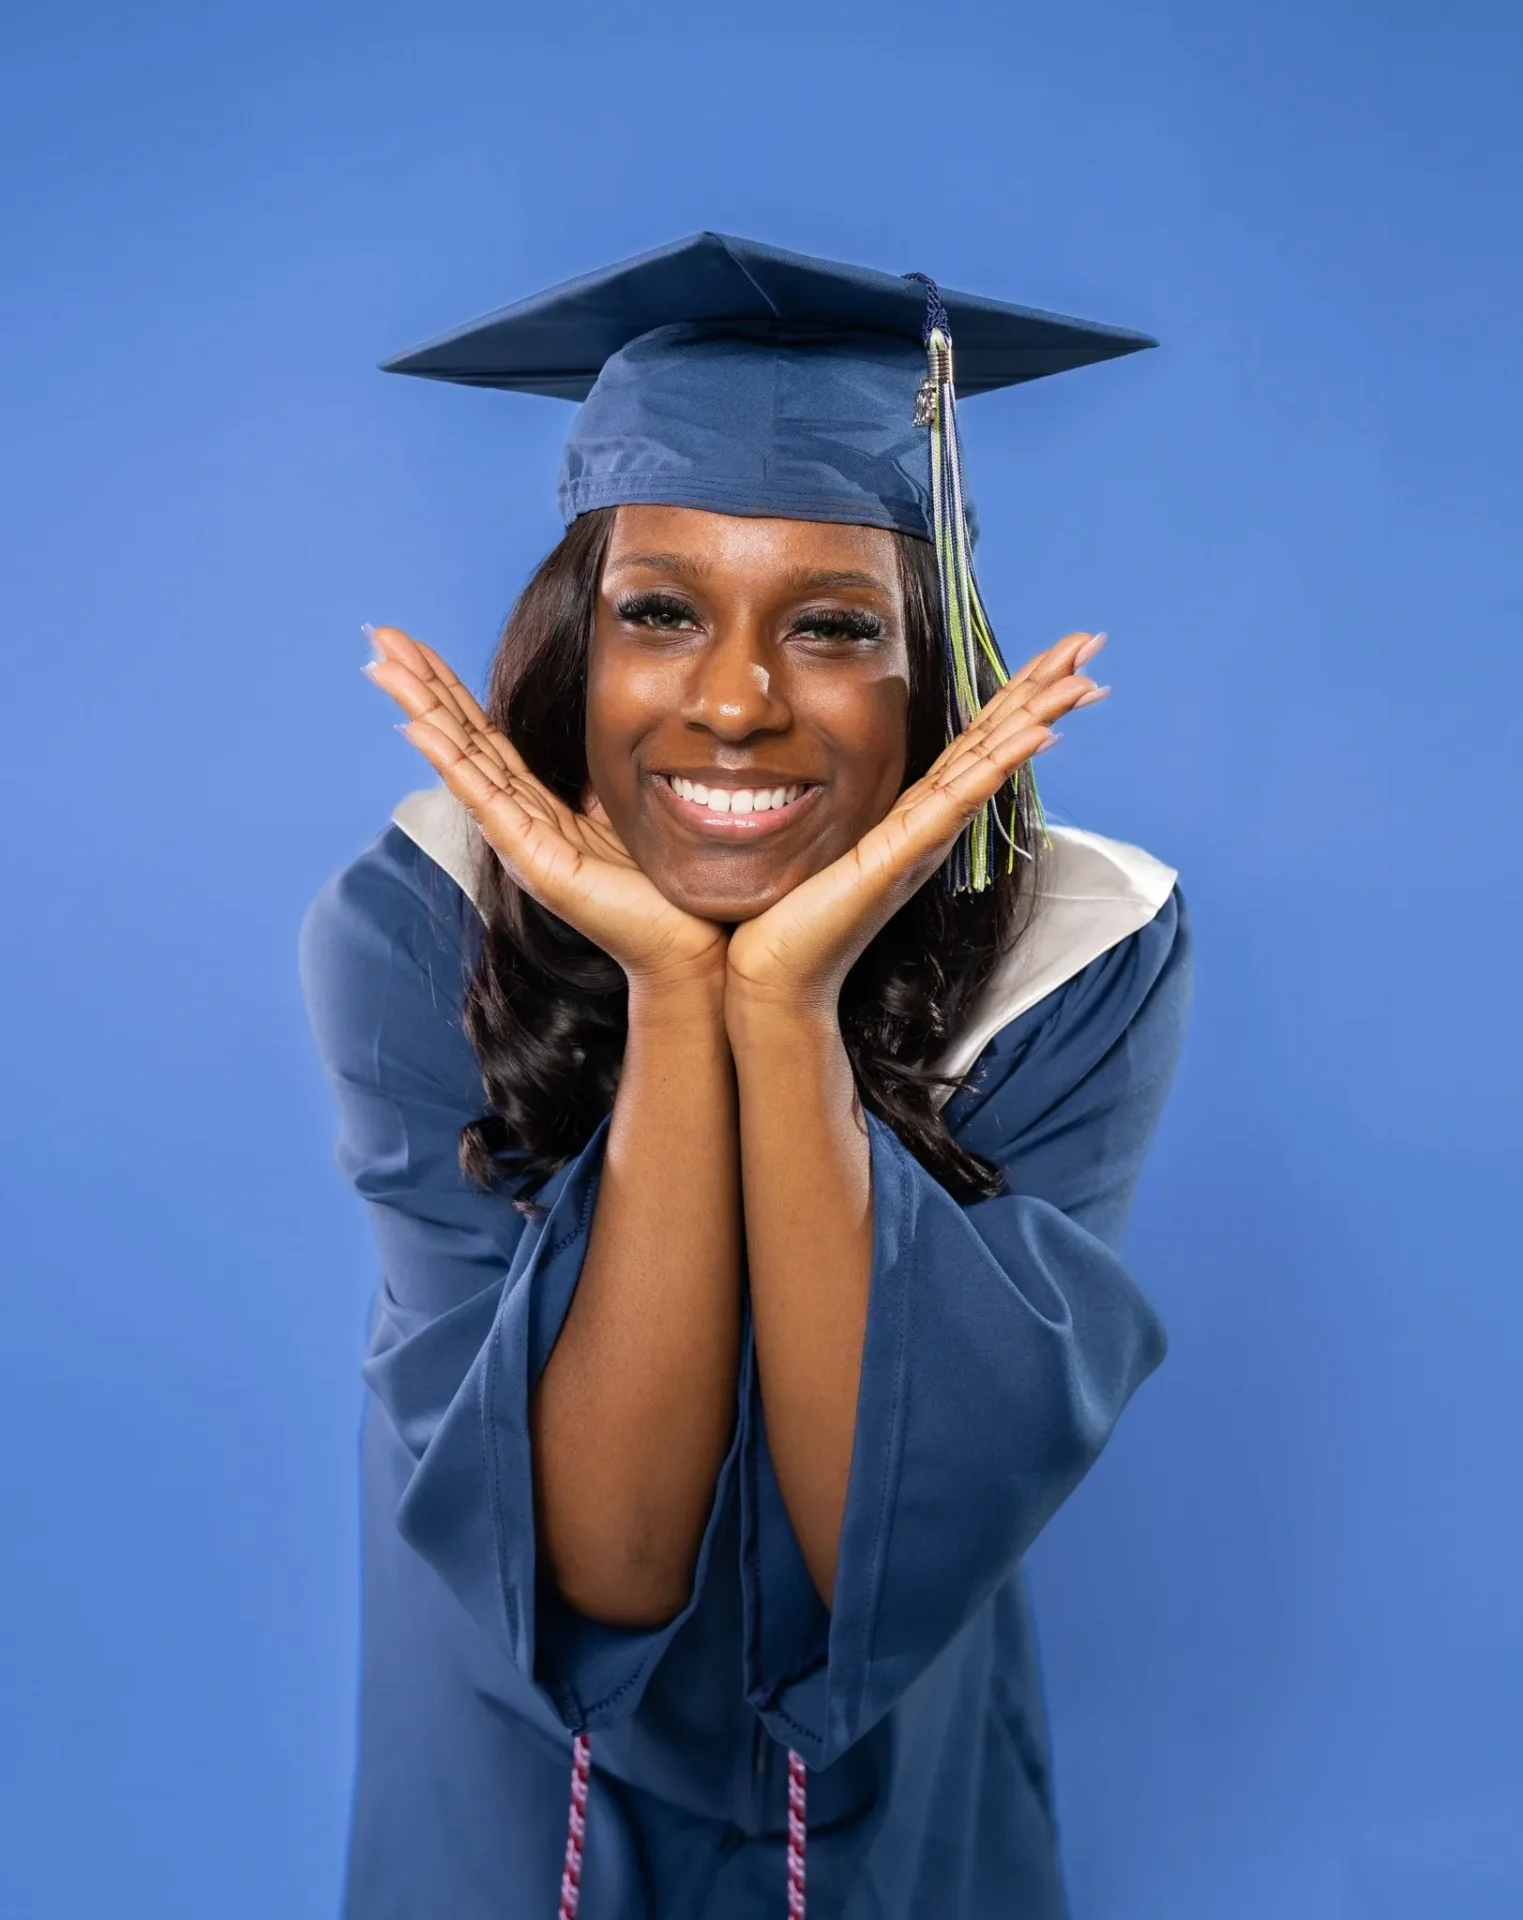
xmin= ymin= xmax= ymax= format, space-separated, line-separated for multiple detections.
xmin=2 ymin=2 xmax=1519 ymax=1914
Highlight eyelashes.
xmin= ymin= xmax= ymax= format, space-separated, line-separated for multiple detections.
xmin=792 ymin=607 xmax=884 ymax=643
xmin=613 ymin=592 xmax=885 ymax=645
xmin=614 ymin=590 xmax=699 ymax=630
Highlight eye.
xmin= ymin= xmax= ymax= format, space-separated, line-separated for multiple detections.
xmin=790 ymin=606 xmax=886 ymax=645
xmin=614 ymin=590 xmax=701 ymax=633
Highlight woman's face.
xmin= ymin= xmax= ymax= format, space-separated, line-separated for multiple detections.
xmin=585 ymin=504 xmax=913 ymax=923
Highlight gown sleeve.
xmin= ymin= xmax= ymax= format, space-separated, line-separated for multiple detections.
xmin=740 ymin=887 xmax=1193 ymax=1768
xmin=298 ymin=826 xmax=740 ymax=1733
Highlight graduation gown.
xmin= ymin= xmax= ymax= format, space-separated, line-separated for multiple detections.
xmin=299 ymin=788 xmax=1192 ymax=1920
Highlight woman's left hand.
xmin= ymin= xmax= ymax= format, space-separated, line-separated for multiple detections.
xmin=725 ymin=634 xmax=1107 ymax=1019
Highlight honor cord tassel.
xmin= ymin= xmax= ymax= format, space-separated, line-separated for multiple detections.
xmin=557 ymin=1733 xmax=591 ymax=1919
xmin=556 ymin=1736 xmax=808 ymax=1915
xmin=787 ymin=1747 xmax=808 ymax=1918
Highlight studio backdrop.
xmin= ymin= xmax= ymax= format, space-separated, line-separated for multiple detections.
xmin=1 ymin=2 xmax=1519 ymax=1915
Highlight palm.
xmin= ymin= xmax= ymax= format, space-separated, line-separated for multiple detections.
xmin=364 ymin=627 xmax=727 ymax=982
xmin=728 ymin=632 xmax=1105 ymax=1003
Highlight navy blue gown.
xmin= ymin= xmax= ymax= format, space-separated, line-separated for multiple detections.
xmin=299 ymin=821 xmax=1192 ymax=1919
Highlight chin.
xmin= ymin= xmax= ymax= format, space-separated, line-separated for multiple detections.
xmin=651 ymin=856 xmax=803 ymax=925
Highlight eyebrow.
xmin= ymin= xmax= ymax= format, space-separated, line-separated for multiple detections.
xmin=604 ymin=554 xmax=893 ymax=597
xmin=604 ymin=551 xmax=713 ymax=580
xmin=780 ymin=566 xmax=894 ymax=596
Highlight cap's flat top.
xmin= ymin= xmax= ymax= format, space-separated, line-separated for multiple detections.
xmin=382 ymin=231 xmax=1156 ymax=400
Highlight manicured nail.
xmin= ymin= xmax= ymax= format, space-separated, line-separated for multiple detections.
xmin=361 ymin=622 xmax=376 ymax=642
xmin=1073 ymin=631 xmax=1108 ymax=668
xmin=362 ymin=659 xmax=381 ymax=681
xmin=1035 ymin=731 xmax=1063 ymax=753
xmin=394 ymin=722 xmax=412 ymax=737
xmin=1075 ymin=684 xmax=1112 ymax=707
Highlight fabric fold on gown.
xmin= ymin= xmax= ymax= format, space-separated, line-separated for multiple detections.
xmin=738 ymin=910 xmax=1184 ymax=1767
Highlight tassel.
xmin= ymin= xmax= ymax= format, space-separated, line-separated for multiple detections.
xmin=906 ymin=272 xmax=1051 ymax=891
xmin=786 ymin=1748 xmax=808 ymax=1917
xmin=557 ymin=1732 xmax=591 ymax=1918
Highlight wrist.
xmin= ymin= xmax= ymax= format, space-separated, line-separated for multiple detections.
xmin=627 ymin=962 xmax=730 ymax=1038
xmin=724 ymin=927 xmax=857 ymax=1040
xmin=724 ymin=981 xmax=843 ymax=1062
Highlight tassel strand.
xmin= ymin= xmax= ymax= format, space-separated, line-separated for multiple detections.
xmin=907 ymin=273 xmax=1051 ymax=890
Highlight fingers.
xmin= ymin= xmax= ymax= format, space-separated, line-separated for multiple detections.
xmin=395 ymin=718 xmax=572 ymax=875
xmin=849 ymin=718 xmax=1052 ymax=896
xmin=365 ymin=624 xmax=534 ymax=781
xmin=934 ymin=722 xmax=1057 ymax=807
xmin=1036 ymin=628 xmax=1107 ymax=677
xmin=380 ymin=664 xmax=569 ymax=839
xmin=365 ymin=640 xmax=575 ymax=833
xmin=889 ymin=658 xmax=1112 ymax=856
xmin=366 ymin=654 xmax=480 ymax=753
xmin=904 ymin=722 xmax=1053 ymax=825
xmin=364 ymin=624 xmax=430 ymax=674
xmin=400 ymin=717 xmax=514 ymax=812
xmin=945 ymin=670 xmax=1103 ymax=773
xmin=410 ymin=636 xmax=496 ymax=734
xmin=1002 ymin=629 xmax=1108 ymax=704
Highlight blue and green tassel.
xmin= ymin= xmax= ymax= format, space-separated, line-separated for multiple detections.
xmin=906 ymin=272 xmax=1051 ymax=892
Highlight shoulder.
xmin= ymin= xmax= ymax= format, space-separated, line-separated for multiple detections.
xmin=390 ymin=784 xmax=486 ymax=909
xmin=940 ymin=864 xmax=1192 ymax=1175
xmin=931 ymin=824 xmax=1185 ymax=1092
xmin=299 ymin=813 xmax=475 ymax=997
xmin=298 ymin=814 xmax=480 ymax=1094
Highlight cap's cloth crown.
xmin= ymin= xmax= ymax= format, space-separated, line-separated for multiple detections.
xmin=558 ymin=321 xmax=932 ymax=534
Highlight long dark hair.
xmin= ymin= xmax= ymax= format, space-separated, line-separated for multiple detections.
xmin=459 ymin=507 xmax=1044 ymax=1204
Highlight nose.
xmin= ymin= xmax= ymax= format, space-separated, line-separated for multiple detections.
xmin=680 ymin=621 xmax=791 ymax=741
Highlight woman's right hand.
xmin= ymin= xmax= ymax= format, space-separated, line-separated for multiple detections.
xmin=364 ymin=626 xmax=729 ymax=989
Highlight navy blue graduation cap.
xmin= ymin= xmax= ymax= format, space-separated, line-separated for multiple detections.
xmin=384 ymin=233 xmax=1155 ymax=889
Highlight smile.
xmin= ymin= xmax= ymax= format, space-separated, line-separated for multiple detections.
xmin=653 ymin=773 xmax=822 ymax=837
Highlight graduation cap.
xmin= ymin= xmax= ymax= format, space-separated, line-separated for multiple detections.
xmin=384 ymin=233 xmax=1155 ymax=890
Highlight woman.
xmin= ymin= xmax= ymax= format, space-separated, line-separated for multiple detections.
xmin=301 ymin=234 xmax=1192 ymax=1919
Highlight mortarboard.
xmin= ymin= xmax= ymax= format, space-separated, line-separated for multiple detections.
xmin=383 ymin=233 xmax=1155 ymax=889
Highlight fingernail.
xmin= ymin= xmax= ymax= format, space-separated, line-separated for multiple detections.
xmin=1074 ymin=684 xmax=1112 ymax=707
xmin=362 ymin=659 xmax=381 ymax=681
xmin=1035 ymin=731 xmax=1063 ymax=753
xmin=394 ymin=722 xmax=412 ymax=737
xmin=1073 ymin=631 xmax=1108 ymax=668
xmin=361 ymin=622 xmax=376 ymax=642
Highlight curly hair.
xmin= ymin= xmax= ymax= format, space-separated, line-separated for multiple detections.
xmin=458 ymin=507 xmax=1045 ymax=1205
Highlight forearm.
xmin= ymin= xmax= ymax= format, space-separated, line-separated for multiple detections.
xmin=730 ymin=1000 xmax=873 ymax=1607
xmin=531 ymin=969 xmax=742 ymax=1628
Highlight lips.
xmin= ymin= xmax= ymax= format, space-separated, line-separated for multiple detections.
xmin=652 ymin=772 xmax=822 ymax=838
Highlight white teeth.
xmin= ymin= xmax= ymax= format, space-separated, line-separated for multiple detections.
xmin=668 ymin=776 xmax=809 ymax=812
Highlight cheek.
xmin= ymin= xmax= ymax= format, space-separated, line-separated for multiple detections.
xmin=584 ymin=641 xmax=662 ymax=796
xmin=822 ymin=673 xmax=912 ymax=816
